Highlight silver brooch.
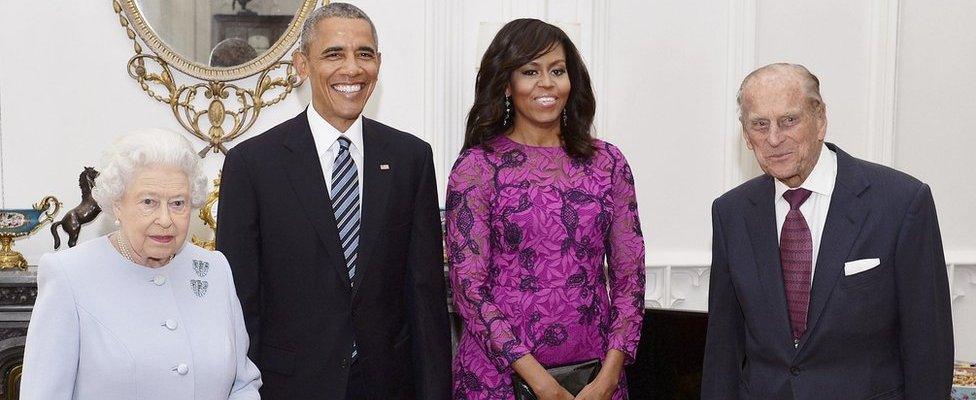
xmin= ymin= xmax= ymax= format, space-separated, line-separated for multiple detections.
xmin=190 ymin=279 xmax=209 ymax=297
xmin=192 ymin=260 xmax=209 ymax=277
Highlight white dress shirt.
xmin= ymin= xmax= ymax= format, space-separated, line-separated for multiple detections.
xmin=21 ymin=236 xmax=261 ymax=400
xmin=307 ymin=105 xmax=365 ymax=200
xmin=774 ymin=143 xmax=838 ymax=284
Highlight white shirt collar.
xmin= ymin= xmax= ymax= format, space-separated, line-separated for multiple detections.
xmin=306 ymin=105 xmax=365 ymax=157
xmin=774 ymin=143 xmax=838 ymax=199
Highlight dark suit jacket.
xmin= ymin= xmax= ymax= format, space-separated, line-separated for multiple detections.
xmin=216 ymin=111 xmax=452 ymax=400
xmin=701 ymin=143 xmax=954 ymax=400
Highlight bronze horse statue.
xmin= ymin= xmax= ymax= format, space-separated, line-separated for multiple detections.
xmin=51 ymin=167 xmax=101 ymax=249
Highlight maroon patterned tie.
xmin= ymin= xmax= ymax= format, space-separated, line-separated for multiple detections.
xmin=781 ymin=188 xmax=813 ymax=344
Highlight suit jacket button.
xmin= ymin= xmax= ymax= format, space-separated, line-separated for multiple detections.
xmin=790 ymin=366 xmax=800 ymax=376
xmin=340 ymin=358 xmax=349 ymax=369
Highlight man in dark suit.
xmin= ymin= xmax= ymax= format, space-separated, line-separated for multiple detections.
xmin=216 ymin=3 xmax=451 ymax=399
xmin=701 ymin=63 xmax=954 ymax=399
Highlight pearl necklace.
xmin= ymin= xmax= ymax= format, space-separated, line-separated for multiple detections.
xmin=115 ymin=232 xmax=135 ymax=263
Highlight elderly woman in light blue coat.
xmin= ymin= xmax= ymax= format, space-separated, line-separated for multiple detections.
xmin=21 ymin=130 xmax=261 ymax=399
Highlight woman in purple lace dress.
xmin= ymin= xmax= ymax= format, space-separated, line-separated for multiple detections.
xmin=445 ymin=19 xmax=645 ymax=400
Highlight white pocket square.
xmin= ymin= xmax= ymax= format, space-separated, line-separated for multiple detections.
xmin=844 ymin=258 xmax=880 ymax=276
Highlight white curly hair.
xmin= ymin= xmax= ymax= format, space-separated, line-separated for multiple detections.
xmin=91 ymin=129 xmax=208 ymax=216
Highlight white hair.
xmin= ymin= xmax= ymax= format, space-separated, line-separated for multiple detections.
xmin=92 ymin=129 xmax=208 ymax=217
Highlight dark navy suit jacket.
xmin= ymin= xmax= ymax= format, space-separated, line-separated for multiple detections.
xmin=701 ymin=143 xmax=954 ymax=400
xmin=216 ymin=112 xmax=452 ymax=400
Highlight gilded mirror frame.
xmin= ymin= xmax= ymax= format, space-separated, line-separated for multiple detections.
xmin=117 ymin=0 xmax=317 ymax=81
xmin=112 ymin=0 xmax=324 ymax=156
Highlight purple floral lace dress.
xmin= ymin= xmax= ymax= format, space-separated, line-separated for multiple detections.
xmin=446 ymin=136 xmax=646 ymax=400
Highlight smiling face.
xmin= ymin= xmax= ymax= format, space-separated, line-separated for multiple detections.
xmin=740 ymin=70 xmax=827 ymax=188
xmin=114 ymin=165 xmax=191 ymax=266
xmin=294 ymin=17 xmax=380 ymax=132
xmin=507 ymin=43 xmax=571 ymax=132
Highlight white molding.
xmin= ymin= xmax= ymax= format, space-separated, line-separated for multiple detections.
xmin=588 ymin=0 xmax=610 ymax=137
xmin=424 ymin=0 xmax=448 ymax=197
xmin=503 ymin=0 xmax=548 ymax=20
xmin=865 ymin=0 xmax=900 ymax=166
xmin=644 ymin=266 xmax=667 ymax=309
xmin=0 ymin=73 xmax=5 ymax=208
xmin=724 ymin=0 xmax=757 ymax=189
xmin=669 ymin=266 xmax=710 ymax=311
xmin=642 ymin=265 xmax=710 ymax=312
xmin=644 ymin=260 xmax=975 ymax=311
xmin=946 ymin=250 xmax=976 ymax=265
xmin=424 ymin=0 xmax=464 ymax=198
xmin=647 ymin=252 xmax=976 ymax=268
xmin=948 ymin=263 xmax=976 ymax=303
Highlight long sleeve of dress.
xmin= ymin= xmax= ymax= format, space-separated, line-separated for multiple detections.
xmin=603 ymin=145 xmax=646 ymax=363
xmin=446 ymin=150 xmax=531 ymax=371
xmin=21 ymin=253 xmax=80 ymax=400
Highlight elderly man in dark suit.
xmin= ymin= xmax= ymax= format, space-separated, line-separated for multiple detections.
xmin=216 ymin=3 xmax=451 ymax=399
xmin=701 ymin=63 xmax=954 ymax=400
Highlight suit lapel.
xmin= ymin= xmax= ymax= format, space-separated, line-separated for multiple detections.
xmin=797 ymin=144 xmax=870 ymax=352
xmin=744 ymin=176 xmax=795 ymax=343
xmin=281 ymin=113 xmax=352 ymax=291
xmin=351 ymin=118 xmax=393 ymax=300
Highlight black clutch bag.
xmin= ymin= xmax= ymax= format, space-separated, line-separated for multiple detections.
xmin=512 ymin=359 xmax=602 ymax=400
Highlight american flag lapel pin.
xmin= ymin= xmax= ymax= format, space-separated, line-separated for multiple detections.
xmin=380 ymin=164 xmax=390 ymax=170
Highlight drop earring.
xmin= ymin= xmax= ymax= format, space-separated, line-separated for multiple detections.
xmin=503 ymin=96 xmax=512 ymax=126
xmin=562 ymin=108 xmax=568 ymax=126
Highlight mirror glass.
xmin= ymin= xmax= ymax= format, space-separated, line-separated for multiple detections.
xmin=136 ymin=0 xmax=306 ymax=68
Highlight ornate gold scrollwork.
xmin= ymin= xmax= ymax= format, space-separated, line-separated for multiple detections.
xmin=192 ymin=172 xmax=221 ymax=251
xmin=112 ymin=0 xmax=317 ymax=157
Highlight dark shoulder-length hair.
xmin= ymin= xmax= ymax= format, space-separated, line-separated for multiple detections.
xmin=463 ymin=18 xmax=596 ymax=159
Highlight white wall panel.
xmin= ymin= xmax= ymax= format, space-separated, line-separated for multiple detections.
xmin=755 ymin=0 xmax=873 ymax=159
xmin=895 ymin=0 xmax=976 ymax=362
xmin=0 ymin=0 xmax=972 ymax=359
xmin=895 ymin=0 xmax=976 ymax=255
xmin=604 ymin=1 xmax=730 ymax=263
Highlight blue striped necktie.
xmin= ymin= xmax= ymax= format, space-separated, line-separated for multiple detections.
xmin=331 ymin=136 xmax=360 ymax=359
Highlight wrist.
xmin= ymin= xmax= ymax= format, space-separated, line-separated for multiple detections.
xmin=528 ymin=375 xmax=560 ymax=394
xmin=594 ymin=371 xmax=620 ymax=389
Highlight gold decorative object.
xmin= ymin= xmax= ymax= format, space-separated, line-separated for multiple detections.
xmin=192 ymin=172 xmax=221 ymax=251
xmin=5 ymin=365 xmax=21 ymax=400
xmin=956 ymin=364 xmax=976 ymax=386
xmin=112 ymin=0 xmax=322 ymax=157
xmin=0 ymin=196 xmax=61 ymax=270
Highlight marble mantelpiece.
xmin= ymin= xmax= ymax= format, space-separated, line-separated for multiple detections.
xmin=0 ymin=266 xmax=36 ymax=400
